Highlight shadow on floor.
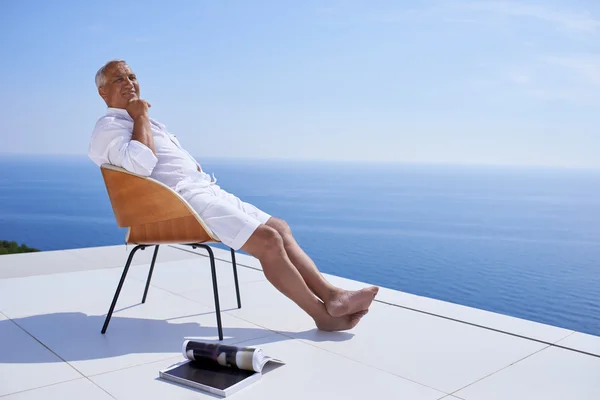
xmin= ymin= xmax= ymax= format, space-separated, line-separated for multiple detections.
xmin=0 ymin=310 xmax=354 ymax=364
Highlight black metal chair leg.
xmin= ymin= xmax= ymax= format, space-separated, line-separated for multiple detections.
xmin=194 ymin=244 xmax=223 ymax=340
xmin=101 ymin=245 xmax=147 ymax=334
xmin=230 ymin=248 xmax=242 ymax=309
xmin=142 ymin=245 xmax=160 ymax=303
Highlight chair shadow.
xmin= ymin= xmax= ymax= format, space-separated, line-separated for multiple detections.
xmin=1 ymin=311 xmax=354 ymax=364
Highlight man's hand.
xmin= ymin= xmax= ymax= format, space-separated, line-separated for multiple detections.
xmin=126 ymin=98 xmax=151 ymax=120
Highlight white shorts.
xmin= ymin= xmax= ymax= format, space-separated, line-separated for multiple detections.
xmin=177 ymin=183 xmax=271 ymax=250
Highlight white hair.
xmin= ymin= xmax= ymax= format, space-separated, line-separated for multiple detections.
xmin=95 ymin=59 xmax=126 ymax=88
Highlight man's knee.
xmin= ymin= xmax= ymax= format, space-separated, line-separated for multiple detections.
xmin=259 ymin=225 xmax=284 ymax=246
xmin=243 ymin=225 xmax=284 ymax=259
xmin=267 ymin=217 xmax=292 ymax=239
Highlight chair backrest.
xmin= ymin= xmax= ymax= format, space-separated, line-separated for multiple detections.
xmin=100 ymin=164 xmax=218 ymax=243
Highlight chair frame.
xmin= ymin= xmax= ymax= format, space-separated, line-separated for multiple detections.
xmin=98 ymin=164 xmax=242 ymax=341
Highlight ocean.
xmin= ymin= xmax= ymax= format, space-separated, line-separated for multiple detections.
xmin=1 ymin=155 xmax=599 ymax=336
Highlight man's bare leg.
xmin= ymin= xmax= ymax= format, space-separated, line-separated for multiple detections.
xmin=241 ymin=225 xmax=368 ymax=331
xmin=266 ymin=217 xmax=379 ymax=318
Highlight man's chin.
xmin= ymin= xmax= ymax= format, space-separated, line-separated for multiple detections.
xmin=124 ymin=93 xmax=139 ymax=101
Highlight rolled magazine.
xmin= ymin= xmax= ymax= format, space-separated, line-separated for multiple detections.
xmin=182 ymin=339 xmax=284 ymax=373
xmin=160 ymin=339 xmax=285 ymax=397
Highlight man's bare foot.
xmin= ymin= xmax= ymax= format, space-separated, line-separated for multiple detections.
xmin=315 ymin=310 xmax=369 ymax=332
xmin=325 ymin=286 xmax=379 ymax=317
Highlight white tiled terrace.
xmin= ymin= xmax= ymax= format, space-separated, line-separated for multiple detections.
xmin=0 ymin=244 xmax=599 ymax=399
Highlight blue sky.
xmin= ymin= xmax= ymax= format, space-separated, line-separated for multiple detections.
xmin=1 ymin=0 xmax=599 ymax=167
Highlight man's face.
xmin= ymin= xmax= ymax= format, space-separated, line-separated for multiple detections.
xmin=98 ymin=62 xmax=140 ymax=109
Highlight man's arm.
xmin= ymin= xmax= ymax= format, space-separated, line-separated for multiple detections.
xmin=88 ymin=102 xmax=158 ymax=176
xmin=132 ymin=115 xmax=156 ymax=154
xmin=128 ymin=99 xmax=156 ymax=154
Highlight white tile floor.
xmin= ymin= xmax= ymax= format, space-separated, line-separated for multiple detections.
xmin=0 ymin=249 xmax=91 ymax=279
xmin=127 ymin=257 xmax=267 ymax=296
xmin=90 ymin=334 xmax=446 ymax=400
xmin=1 ymin=379 xmax=113 ymax=400
xmin=555 ymin=332 xmax=600 ymax=356
xmin=1 ymin=245 xmax=599 ymax=399
xmin=184 ymin=280 xmax=319 ymax=333
xmin=0 ymin=267 xmax=272 ymax=377
xmin=288 ymin=301 xmax=548 ymax=394
xmin=454 ymin=346 xmax=600 ymax=399
xmin=323 ymin=274 xmax=573 ymax=344
xmin=65 ymin=244 xmax=205 ymax=270
xmin=0 ymin=312 xmax=82 ymax=397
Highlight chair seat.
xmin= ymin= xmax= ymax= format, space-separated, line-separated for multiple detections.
xmin=126 ymin=215 xmax=215 ymax=244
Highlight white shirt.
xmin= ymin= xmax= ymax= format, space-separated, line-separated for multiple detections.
xmin=88 ymin=107 xmax=215 ymax=191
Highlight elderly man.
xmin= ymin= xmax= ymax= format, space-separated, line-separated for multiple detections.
xmin=88 ymin=60 xmax=378 ymax=331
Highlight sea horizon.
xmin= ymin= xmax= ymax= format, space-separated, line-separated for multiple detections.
xmin=2 ymin=152 xmax=600 ymax=173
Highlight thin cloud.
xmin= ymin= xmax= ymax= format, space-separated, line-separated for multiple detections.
xmin=545 ymin=55 xmax=600 ymax=86
xmin=459 ymin=1 xmax=600 ymax=33
xmin=372 ymin=1 xmax=600 ymax=34
xmin=87 ymin=24 xmax=104 ymax=33
xmin=315 ymin=6 xmax=338 ymax=16
xmin=525 ymin=88 xmax=599 ymax=103
xmin=510 ymin=74 xmax=531 ymax=85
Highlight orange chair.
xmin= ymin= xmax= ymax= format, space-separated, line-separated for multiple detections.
xmin=98 ymin=164 xmax=241 ymax=340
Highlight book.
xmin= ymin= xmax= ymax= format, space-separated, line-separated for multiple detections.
xmin=159 ymin=339 xmax=285 ymax=397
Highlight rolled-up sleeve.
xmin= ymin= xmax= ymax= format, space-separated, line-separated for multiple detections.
xmin=88 ymin=119 xmax=158 ymax=176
